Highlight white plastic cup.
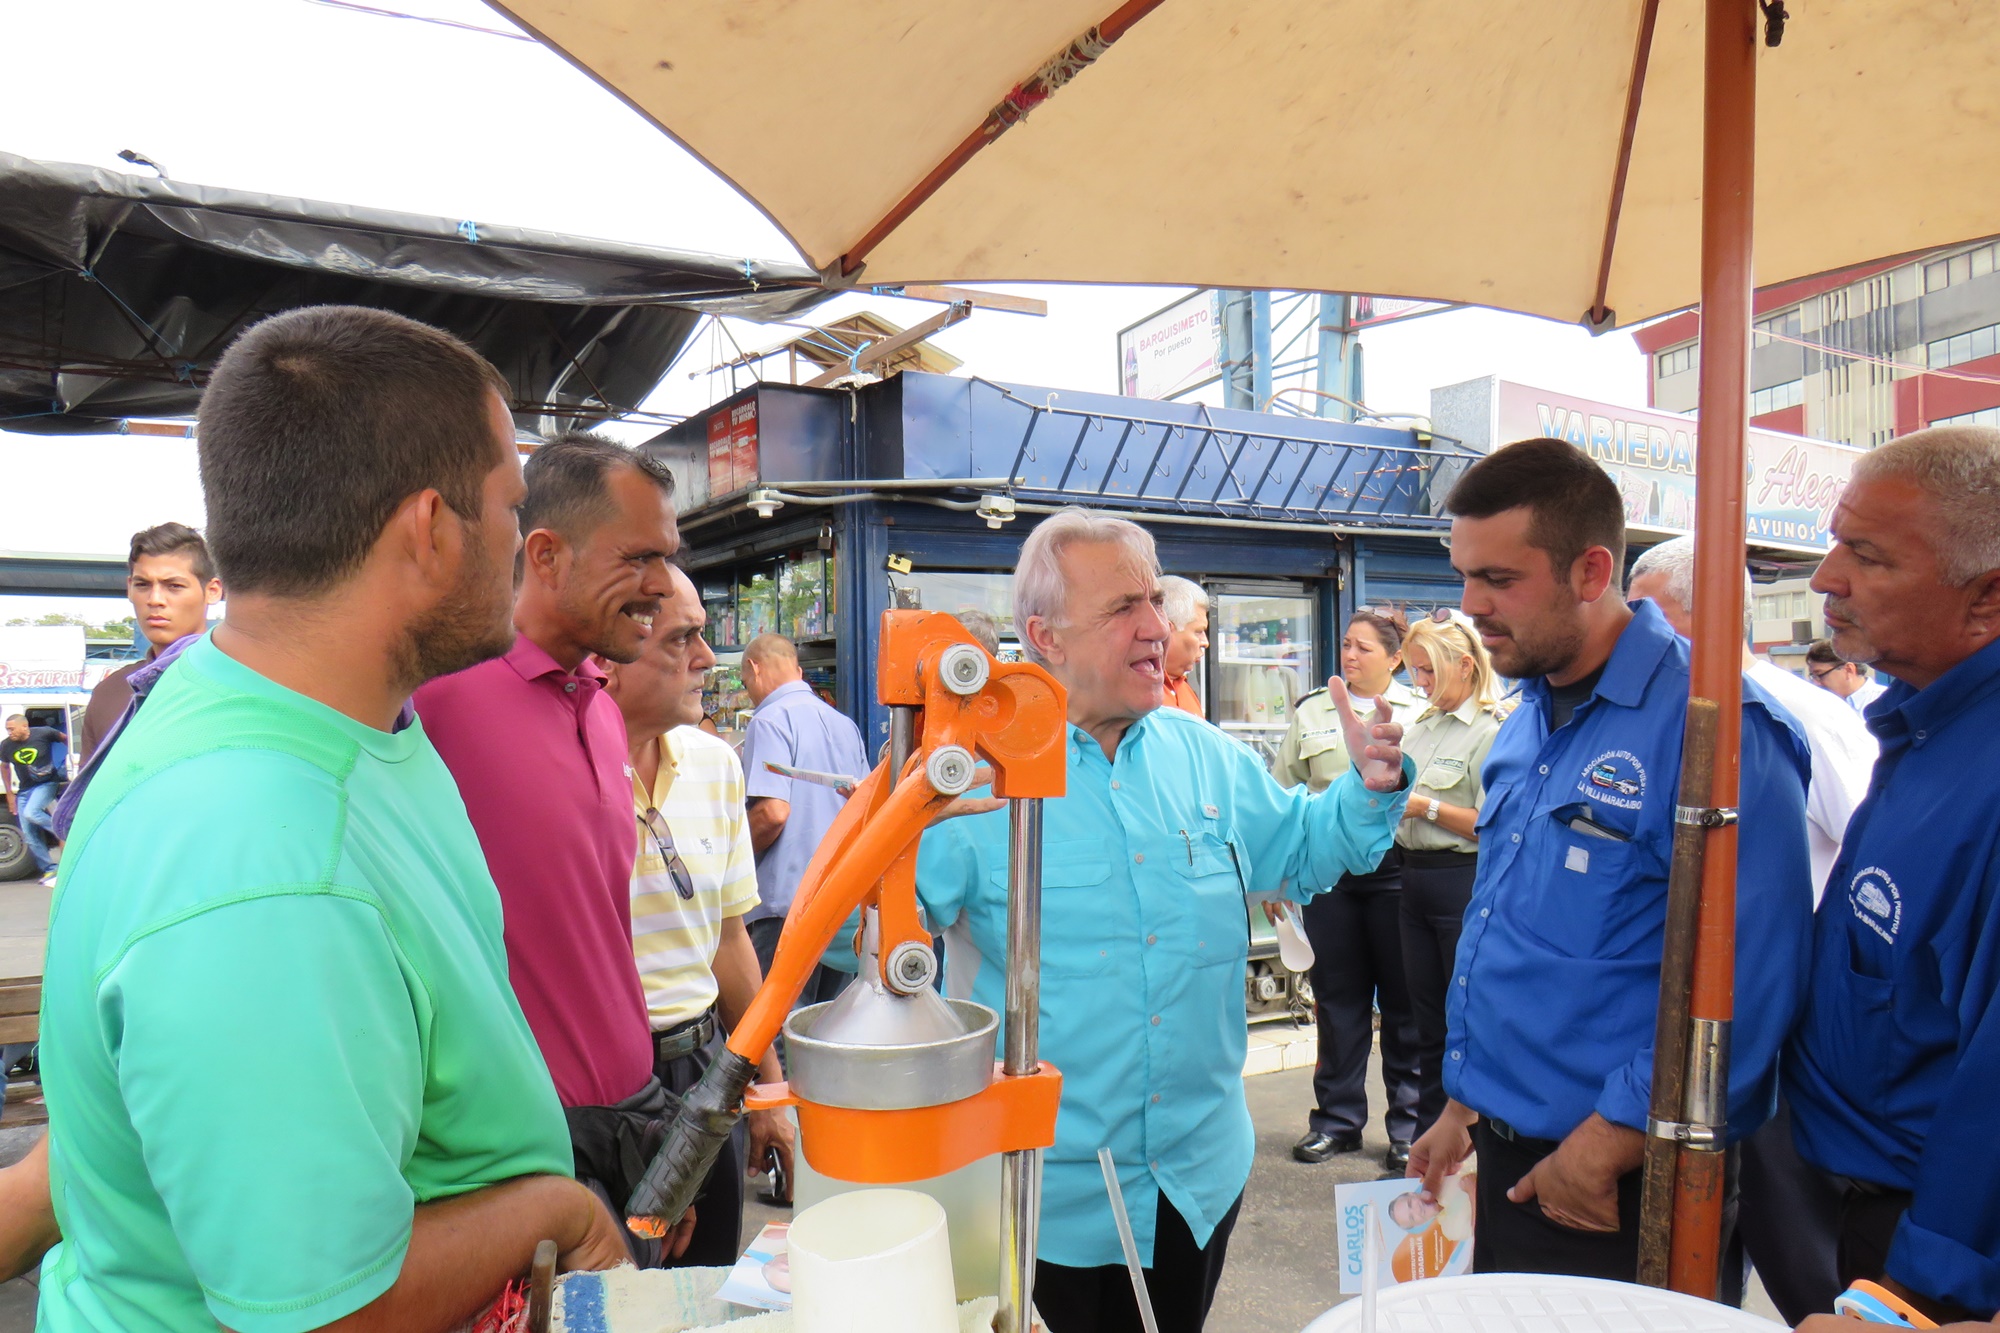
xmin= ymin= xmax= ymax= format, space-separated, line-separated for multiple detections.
xmin=789 ymin=1188 xmax=958 ymax=1333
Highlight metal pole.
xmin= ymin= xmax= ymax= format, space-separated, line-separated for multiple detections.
xmin=1669 ymin=0 xmax=1758 ymax=1297
xmin=998 ymin=796 xmax=1044 ymax=1333
xmin=1638 ymin=699 xmax=1721 ymax=1285
xmin=1316 ymin=294 xmax=1351 ymax=422
xmin=889 ymin=705 xmax=917 ymax=778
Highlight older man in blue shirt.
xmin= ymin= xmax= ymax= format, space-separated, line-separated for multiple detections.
xmin=1785 ymin=426 xmax=2000 ymax=1327
xmin=916 ymin=507 xmax=1410 ymax=1333
xmin=740 ymin=633 xmax=871 ymax=1006
xmin=1410 ymin=438 xmax=1813 ymax=1285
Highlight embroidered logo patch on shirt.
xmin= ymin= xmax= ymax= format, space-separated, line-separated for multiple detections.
xmin=1579 ymin=750 xmax=1647 ymax=811
xmin=1848 ymin=865 xmax=1902 ymax=944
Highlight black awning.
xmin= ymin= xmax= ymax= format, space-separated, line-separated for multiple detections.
xmin=0 ymin=151 xmax=828 ymax=434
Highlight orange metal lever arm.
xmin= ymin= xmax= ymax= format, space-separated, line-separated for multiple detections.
xmin=726 ymin=761 xmax=947 ymax=1062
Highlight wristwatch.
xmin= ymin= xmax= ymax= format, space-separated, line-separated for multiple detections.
xmin=1424 ymin=798 xmax=1441 ymax=823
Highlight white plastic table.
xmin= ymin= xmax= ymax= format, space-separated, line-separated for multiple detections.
xmin=1303 ymin=1274 xmax=1786 ymax=1333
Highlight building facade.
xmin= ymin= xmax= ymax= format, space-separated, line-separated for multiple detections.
xmin=1636 ymin=238 xmax=2000 ymax=447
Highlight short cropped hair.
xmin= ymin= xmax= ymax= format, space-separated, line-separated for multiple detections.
xmin=1159 ymin=576 xmax=1210 ymax=630
xmin=197 ymin=306 xmax=511 ymax=596
xmin=520 ymin=430 xmax=676 ymax=542
xmin=1446 ymin=437 xmax=1626 ymax=577
xmin=742 ymin=634 xmax=799 ymax=671
xmin=1013 ymin=508 xmax=1159 ymax=666
xmin=954 ymin=610 xmax=1002 ymax=656
xmin=128 ymin=522 xmax=216 ymax=586
xmin=1849 ymin=425 xmax=2000 ymax=585
xmin=1629 ymin=535 xmax=1755 ymax=639
xmin=1805 ymin=638 xmax=1844 ymax=669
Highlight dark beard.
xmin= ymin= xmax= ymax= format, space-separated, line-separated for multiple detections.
xmin=1486 ymin=583 xmax=1588 ymax=681
xmin=394 ymin=534 xmax=516 ymax=690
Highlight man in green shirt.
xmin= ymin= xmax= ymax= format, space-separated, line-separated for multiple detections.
xmin=37 ymin=306 xmax=627 ymax=1333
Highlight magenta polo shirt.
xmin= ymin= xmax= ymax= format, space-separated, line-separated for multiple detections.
xmin=414 ymin=635 xmax=654 ymax=1109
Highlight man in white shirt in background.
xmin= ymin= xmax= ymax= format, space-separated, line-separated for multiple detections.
xmin=1630 ymin=539 xmax=1876 ymax=902
xmin=600 ymin=564 xmax=795 ymax=1261
xmin=1628 ymin=535 xmax=1874 ymax=1323
xmin=1806 ymin=637 xmax=1888 ymax=715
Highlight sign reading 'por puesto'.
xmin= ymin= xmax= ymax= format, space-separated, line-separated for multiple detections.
xmin=1494 ymin=381 xmax=1862 ymax=554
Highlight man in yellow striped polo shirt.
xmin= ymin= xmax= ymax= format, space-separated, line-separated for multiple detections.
xmin=600 ymin=563 xmax=794 ymax=1266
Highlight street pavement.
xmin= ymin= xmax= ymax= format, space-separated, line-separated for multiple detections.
xmin=0 ymin=879 xmax=48 ymax=982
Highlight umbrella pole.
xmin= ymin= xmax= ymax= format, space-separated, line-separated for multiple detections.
xmin=1648 ymin=0 xmax=1758 ymax=1298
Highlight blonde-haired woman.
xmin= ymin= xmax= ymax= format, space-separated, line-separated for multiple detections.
xmin=1396 ymin=611 xmax=1503 ymax=1137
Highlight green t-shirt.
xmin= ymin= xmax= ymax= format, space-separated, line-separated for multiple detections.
xmin=36 ymin=635 xmax=573 ymax=1333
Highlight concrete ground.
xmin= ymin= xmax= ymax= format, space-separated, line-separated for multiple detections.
xmin=0 ymin=879 xmax=49 ymax=982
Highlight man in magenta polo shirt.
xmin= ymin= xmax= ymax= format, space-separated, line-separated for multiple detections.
xmin=416 ymin=430 xmax=690 ymax=1261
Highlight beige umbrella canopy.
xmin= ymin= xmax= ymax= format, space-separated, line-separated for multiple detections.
xmin=494 ymin=0 xmax=1998 ymax=326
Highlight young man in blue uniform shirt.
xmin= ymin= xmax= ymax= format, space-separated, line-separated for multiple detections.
xmin=1785 ymin=425 xmax=2000 ymax=1325
xmin=1409 ymin=438 xmax=1814 ymax=1283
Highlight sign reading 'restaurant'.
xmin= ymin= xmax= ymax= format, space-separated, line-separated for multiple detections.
xmin=1494 ymin=381 xmax=1862 ymax=554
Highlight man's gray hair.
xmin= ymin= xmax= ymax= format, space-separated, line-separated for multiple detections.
xmin=1630 ymin=537 xmax=1697 ymax=612
xmin=1159 ymin=575 xmax=1210 ymax=630
xmin=1630 ymin=534 xmax=1755 ymax=641
xmin=1850 ymin=425 xmax=2000 ymax=585
xmin=1013 ymin=507 xmax=1159 ymax=666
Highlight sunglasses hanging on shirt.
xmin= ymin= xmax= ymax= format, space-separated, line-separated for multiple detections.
xmin=640 ymin=807 xmax=696 ymax=900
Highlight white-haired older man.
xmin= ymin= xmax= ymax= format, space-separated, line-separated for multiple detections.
xmin=1782 ymin=426 xmax=2000 ymax=1328
xmin=1159 ymin=574 xmax=1210 ymax=717
xmin=1629 ymin=534 xmax=1876 ymax=1325
xmin=916 ymin=508 xmax=1410 ymax=1333
xmin=1628 ymin=536 xmax=1876 ymax=903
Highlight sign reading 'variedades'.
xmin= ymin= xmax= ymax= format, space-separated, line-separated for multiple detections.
xmin=1486 ymin=380 xmax=1862 ymax=554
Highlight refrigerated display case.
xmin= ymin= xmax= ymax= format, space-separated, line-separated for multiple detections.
xmin=1209 ymin=585 xmax=1316 ymax=768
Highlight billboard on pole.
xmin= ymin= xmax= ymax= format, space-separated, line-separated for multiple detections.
xmin=1117 ymin=291 xmax=1222 ymax=400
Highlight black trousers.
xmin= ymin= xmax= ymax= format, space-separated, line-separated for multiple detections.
xmin=1472 ymin=1119 xmax=1743 ymax=1304
xmin=1035 ymin=1191 xmax=1244 ymax=1333
xmin=1302 ymin=863 xmax=1420 ymax=1143
xmin=1726 ymin=1096 xmax=1843 ymax=1323
xmin=1834 ymin=1182 xmax=1985 ymax=1324
xmin=747 ymin=915 xmax=853 ymax=1015
xmin=1396 ymin=852 xmax=1479 ymax=1137
xmin=654 ymin=1022 xmax=744 ymax=1269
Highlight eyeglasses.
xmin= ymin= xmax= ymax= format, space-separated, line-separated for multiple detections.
xmin=1809 ymin=665 xmax=1841 ymax=683
xmin=640 ymin=807 xmax=696 ymax=900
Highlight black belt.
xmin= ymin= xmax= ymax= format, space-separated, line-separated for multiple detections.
xmin=1400 ymin=848 xmax=1479 ymax=870
xmin=1482 ymin=1116 xmax=1563 ymax=1156
xmin=652 ymin=1010 xmax=717 ymax=1064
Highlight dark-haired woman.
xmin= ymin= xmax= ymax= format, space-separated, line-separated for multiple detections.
xmin=1274 ymin=609 xmax=1425 ymax=1170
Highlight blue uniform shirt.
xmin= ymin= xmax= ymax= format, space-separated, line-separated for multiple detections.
xmin=916 ymin=705 xmax=1409 ymax=1268
xmin=1786 ymin=634 xmax=2000 ymax=1318
xmin=1445 ymin=599 xmax=1813 ymax=1143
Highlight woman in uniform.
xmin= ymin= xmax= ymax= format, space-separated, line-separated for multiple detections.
xmin=1393 ymin=611 xmax=1503 ymax=1139
xmin=1275 ymin=608 xmax=1426 ymax=1168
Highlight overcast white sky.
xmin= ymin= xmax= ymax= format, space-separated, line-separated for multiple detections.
xmin=0 ymin=0 xmax=1650 ymax=617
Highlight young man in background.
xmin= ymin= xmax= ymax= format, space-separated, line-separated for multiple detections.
xmin=79 ymin=523 xmax=221 ymax=760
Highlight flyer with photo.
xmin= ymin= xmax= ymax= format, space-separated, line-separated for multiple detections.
xmin=715 ymin=1221 xmax=793 ymax=1311
xmin=1334 ymin=1173 xmax=1476 ymax=1293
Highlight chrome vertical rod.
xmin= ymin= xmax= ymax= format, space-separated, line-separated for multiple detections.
xmin=889 ymin=704 xmax=917 ymax=779
xmin=999 ymin=796 xmax=1044 ymax=1333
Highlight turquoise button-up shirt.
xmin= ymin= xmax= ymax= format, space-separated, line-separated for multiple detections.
xmin=916 ymin=704 xmax=1409 ymax=1268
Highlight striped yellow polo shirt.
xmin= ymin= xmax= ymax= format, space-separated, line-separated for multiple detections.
xmin=629 ymin=726 xmax=760 ymax=1030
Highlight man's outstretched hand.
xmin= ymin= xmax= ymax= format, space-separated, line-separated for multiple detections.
xmin=1325 ymin=677 xmax=1406 ymax=792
